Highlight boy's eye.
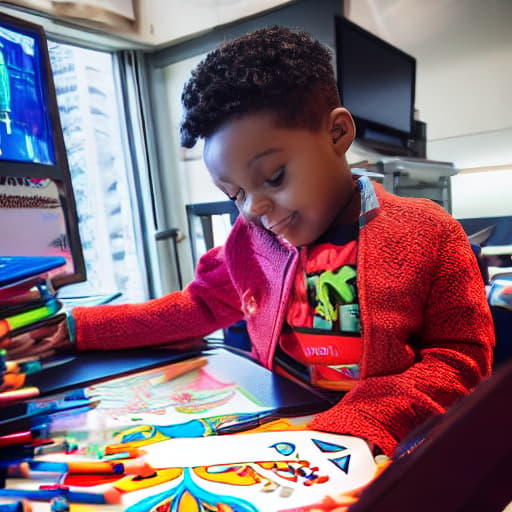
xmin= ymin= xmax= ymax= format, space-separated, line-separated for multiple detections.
xmin=266 ymin=166 xmax=285 ymax=187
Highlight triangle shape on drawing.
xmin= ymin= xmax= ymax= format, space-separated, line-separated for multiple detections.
xmin=312 ymin=438 xmax=348 ymax=453
xmin=330 ymin=454 xmax=351 ymax=474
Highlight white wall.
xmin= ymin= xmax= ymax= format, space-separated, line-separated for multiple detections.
xmin=346 ymin=0 xmax=512 ymax=219
xmin=451 ymin=168 xmax=512 ymax=219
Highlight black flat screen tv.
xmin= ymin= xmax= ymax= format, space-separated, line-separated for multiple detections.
xmin=0 ymin=11 xmax=85 ymax=289
xmin=335 ymin=16 xmax=416 ymax=156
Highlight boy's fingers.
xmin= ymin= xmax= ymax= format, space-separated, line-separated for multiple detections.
xmin=26 ymin=323 xmax=60 ymax=340
xmin=29 ymin=317 xmax=69 ymax=343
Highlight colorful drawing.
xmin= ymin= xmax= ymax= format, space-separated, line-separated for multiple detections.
xmin=94 ymin=364 xmax=266 ymax=419
xmin=50 ymin=362 xmax=269 ymax=444
xmin=14 ymin=432 xmax=373 ymax=512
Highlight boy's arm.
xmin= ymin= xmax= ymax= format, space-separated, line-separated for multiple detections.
xmin=309 ymin=214 xmax=495 ymax=456
xmin=72 ymin=246 xmax=243 ymax=351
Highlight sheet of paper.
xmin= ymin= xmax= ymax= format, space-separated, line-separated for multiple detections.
xmin=121 ymin=430 xmax=376 ymax=511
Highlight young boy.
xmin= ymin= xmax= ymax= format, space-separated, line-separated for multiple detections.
xmin=50 ymin=26 xmax=494 ymax=456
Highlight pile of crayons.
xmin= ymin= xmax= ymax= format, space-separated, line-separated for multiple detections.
xmin=0 ymin=386 xmax=110 ymax=511
xmin=0 ymin=257 xmax=77 ymax=509
xmin=0 ymin=258 xmax=70 ymax=403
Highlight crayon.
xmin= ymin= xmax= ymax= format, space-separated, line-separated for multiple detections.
xmin=0 ymin=313 xmax=67 ymax=349
xmin=0 ymin=277 xmax=49 ymax=302
xmin=0 ymin=437 xmax=76 ymax=462
xmin=0 ymin=387 xmax=40 ymax=403
xmin=103 ymin=356 xmax=208 ymax=388
xmin=215 ymin=411 xmax=279 ymax=434
xmin=0 ymin=398 xmax=98 ymax=422
xmin=4 ymin=354 xmax=75 ymax=375
xmin=0 ymin=500 xmax=32 ymax=512
xmin=0 ymin=443 xmax=50 ymax=461
xmin=4 ymin=355 xmax=40 ymax=365
xmin=33 ymin=438 xmax=78 ymax=455
xmin=0 ymin=486 xmax=121 ymax=505
xmin=0 ymin=425 xmax=50 ymax=447
xmin=50 ymin=460 xmax=155 ymax=477
xmin=148 ymin=356 xmax=208 ymax=385
xmin=0 ymin=296 xmax=50 ymax=319
xmin=0 ymin=299 xmax=61 ymax=336
xmin=16 ymin=459 xmax=155 ymax=477
xmin=0 ymin=373 xmax=26 ymax=392
xmin=61 ymin=388 xmax=88 ymax=401
xmin=102 ymin=445 xmax=145 ymax=459
xmin=61 ymin=387 xmax=99 ymax=401
xmin=0 ymin=348 xmax=6 ymax=368
xmin=0 ymin=401 xmax=99 ymax=439
xmin=24 ymin=460 xmax=125 ymax=475
xmin=4 ymin=361 xmax=35 ymax=374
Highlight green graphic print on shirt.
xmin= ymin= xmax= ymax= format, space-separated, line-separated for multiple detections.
xmin=310 ymin=264 xmax=359 ymax=332
xmin=281 ymin=239 xmax=362 ymax=391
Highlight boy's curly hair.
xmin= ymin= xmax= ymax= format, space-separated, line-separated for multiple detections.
xmin=180 ymin=25 xmax=341 ymax=148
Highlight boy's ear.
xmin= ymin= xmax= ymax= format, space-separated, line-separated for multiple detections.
xmin=328 ymin=107 xmax=355 ymax=154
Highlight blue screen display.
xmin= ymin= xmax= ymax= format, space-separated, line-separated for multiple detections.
xmin=0 ymin=25 xmax=55 ymax=165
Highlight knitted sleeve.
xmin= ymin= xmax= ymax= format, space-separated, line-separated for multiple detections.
xmin=73 ymin=246 xmax=243 ymax=351
xmin=308 ymin=202 xmax=495 ymax=456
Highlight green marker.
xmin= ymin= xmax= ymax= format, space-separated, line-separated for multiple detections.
xmin=3 ymin=299 xmax=61 ymax=331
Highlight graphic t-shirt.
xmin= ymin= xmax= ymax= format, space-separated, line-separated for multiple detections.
xmin=276 ymin=222 xmax=361 ymax=391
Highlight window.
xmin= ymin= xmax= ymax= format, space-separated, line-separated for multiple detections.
xmin=48 ymin=41 xmax=147 ymax=302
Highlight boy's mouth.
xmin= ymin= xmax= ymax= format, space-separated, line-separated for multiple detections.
xmin=266 ymin=212 xmax=296 ymax=235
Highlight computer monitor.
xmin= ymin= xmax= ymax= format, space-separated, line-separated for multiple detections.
xmin=0 ymin=11 xmax=85 ymax=289
xmin=335 ymin=16 xmax=416 ymax=156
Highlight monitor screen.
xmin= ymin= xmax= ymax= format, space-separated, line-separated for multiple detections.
xmin=0 ymin=12 xmax=85 ymax=289
xmin=0 ymin=25 xmax=55 ymax=165
xmin=335 ymin=16 xmax=416 ymax=153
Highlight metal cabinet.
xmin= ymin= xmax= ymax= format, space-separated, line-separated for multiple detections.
xmin=351 ymin=158 xmax=458 ymax=213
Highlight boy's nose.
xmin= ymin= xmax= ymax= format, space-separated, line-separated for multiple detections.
xmin=241 ymin=193 xmax=272 ymax=220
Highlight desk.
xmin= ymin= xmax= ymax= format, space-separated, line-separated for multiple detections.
xmin=1 ymin=348 xmax=378 ymax=512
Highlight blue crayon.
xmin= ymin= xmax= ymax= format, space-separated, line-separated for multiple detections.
xmin=0 ymin=488 xmax=109 ymax=504
xmin=0 ymin=348 xmax=6 ymax=372
xmin=0 ymin=501 xmax=28 ymax=512
xmin=63 ymin=388 xmax=97 ymax=401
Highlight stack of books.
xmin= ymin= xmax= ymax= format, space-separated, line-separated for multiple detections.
xmin=0 ymin=255 xmax=69 ymax=403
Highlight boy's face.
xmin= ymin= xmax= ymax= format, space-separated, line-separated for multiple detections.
xmin=203 ymin=109 xmax=356 ymax=247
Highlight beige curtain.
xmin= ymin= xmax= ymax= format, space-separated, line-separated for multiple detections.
xmin=3 ymin=0 xmax=136 ymax=31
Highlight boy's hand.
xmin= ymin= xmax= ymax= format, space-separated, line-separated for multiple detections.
xmin=29 ymin=317 xmax=72 ymax=349
xmin=6 ymin=315 xmax=74 ymax=359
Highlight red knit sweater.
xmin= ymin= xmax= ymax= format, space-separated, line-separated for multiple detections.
xmin=73 ymin=183 xmax=495 ymax=455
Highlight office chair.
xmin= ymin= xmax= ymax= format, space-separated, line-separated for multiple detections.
xmin=470 ymin=242 xmax=512 ymax=367
xmin=185 ymin=200 xmax=251 ymax=351
xmin=185 ymin=201 xmax=238 ymax=267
